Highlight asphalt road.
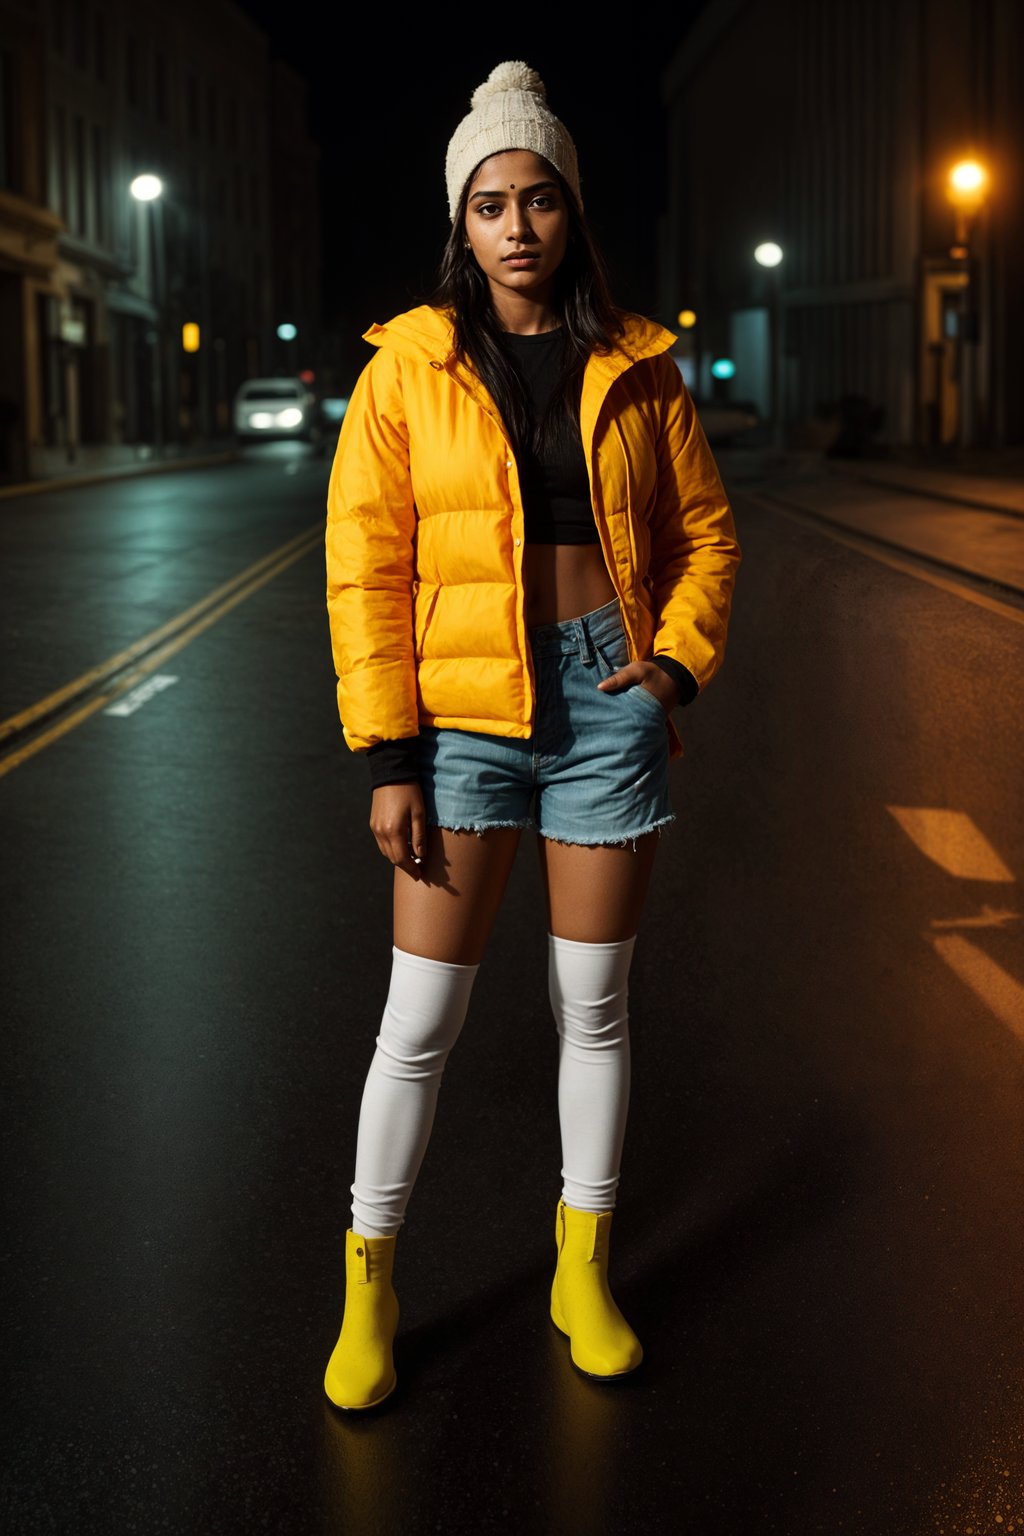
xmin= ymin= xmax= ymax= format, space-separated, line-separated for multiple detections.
xmin=2 ymin=443 xmax=1023 ymax=1534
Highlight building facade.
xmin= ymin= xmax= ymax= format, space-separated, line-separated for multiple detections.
xmin=0 ymin=0 xmax=321 ymax=481
xmin=661 ymin=0 xmax=1023 ymax=450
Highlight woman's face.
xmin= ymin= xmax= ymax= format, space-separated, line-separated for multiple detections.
xmin=464 ymin=149 xmax=570 ymax=307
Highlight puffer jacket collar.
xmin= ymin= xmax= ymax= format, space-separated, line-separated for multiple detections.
xmin=362 ymin=304 xmax=678 ymax=450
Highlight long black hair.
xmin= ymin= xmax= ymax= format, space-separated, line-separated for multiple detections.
xmin=430 ymin=163 xmax=624 ymax=461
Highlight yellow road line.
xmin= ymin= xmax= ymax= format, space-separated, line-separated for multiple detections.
xmin=0 ymin=521 xmax=323 ymax=743
xmin=0 ymin=529 xmax=322 ymax=778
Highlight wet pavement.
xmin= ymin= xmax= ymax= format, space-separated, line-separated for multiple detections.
xmin=2 ymin=444 xmax=1024 ymax=1533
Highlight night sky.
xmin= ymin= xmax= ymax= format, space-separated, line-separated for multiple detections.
xmin=232 ymin=6 xmax=712 ymax=361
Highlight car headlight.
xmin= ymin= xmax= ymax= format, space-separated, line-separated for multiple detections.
xmin=250 ymin=412 xmax=273 ymax=428
xmin=277 ymin=408 xmax=303 ymax=428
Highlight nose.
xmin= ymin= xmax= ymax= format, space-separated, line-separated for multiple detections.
xmin=506 ymin=198 xmax=533 ymax=242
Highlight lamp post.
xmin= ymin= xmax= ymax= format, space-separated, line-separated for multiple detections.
xmin=277 ymin=322 xmax=298 ymax=376
xmin=946 ymin=158 xmax=989 ymax=450
xmin=754 ymin=241 xmax=784 ymax=448
xmin=675 ymin=308 xmax=698 ymax=394
xmin=130 ymin=173 xmax=164 ymax=452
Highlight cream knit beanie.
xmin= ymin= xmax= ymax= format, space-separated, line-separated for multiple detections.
xmin=445 ymin=61 xmax=582 ymax=222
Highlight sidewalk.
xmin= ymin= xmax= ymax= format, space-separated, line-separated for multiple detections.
xmin=0 ymin=440 xmax=236 ymax=500
xmin=717 ymin=443 xmax=1024 ymax=601
xmin=718 ymin=441 xmax=1024 ymax=512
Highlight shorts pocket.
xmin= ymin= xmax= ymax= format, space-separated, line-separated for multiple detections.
xmin=626 ymin=680 xmax=670 ymax=720
xmin=592 ymin=626 xmax=630 ymax=678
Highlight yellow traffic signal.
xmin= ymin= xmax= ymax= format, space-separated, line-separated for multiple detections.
xmin=182 ymin=322 xmax=200 ymax=353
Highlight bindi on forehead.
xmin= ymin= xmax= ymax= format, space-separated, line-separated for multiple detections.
xmin=509 ymin=183 xmax=515 ymax=189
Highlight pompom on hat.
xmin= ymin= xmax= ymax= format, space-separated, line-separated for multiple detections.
xmin=445 ymin=61 xmax=582 ymax=221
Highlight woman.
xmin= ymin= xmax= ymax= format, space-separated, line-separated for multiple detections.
xmin=323 ymin=61 xmax=740 ymax=1411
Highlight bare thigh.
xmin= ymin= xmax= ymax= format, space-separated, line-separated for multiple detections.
xmin=393 ymin=825 xmax=523 ymax=965
xmin=537 ymin=831 xmax=660 ymax=943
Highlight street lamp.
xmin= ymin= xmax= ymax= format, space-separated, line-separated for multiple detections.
xmin=754 ymin=241 xmax=785 ymax=448
xmin=946 ymin=157 xmax=989 ymax=449
xmin=131 ymin=173 xmax=165 ymax=451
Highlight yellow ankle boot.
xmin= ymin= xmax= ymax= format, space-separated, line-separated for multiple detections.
xmin=324 ymin=1228 xmax=399 ymax=1410
xmin=550 ymin=1199 xmax=643 ymax=1378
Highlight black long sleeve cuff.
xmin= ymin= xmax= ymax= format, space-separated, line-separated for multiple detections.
xmin=651 ymin=655 xmax=699 ymax=707
xmin=366 ymin=736 xmax=421 ymax=789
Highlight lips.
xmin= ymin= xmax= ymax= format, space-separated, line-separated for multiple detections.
xmin=502 ymin=253 xmax=539 ymax=264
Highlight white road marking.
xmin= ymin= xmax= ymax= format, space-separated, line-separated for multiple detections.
xmin=887 ymin=806 xmax=1015 ymax=881
xmin=928 ymin=933 xmax=1024 ymax=1042
xmin=104 ymin=674 xmax=178 ymax=717
xmin=931 ymin=905 xmax=1022 ymax=930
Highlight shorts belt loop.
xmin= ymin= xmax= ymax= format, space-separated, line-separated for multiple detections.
xmin=576 ymin=619 xmax=595 ymax=666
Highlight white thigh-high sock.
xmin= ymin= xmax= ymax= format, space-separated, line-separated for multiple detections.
xmin=549 ymin=933 xmax=636 ymax=1214
xmin=350 ymin=946 xmax=479 ymax=1238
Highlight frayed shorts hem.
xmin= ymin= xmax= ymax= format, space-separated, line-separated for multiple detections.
xmin=539 ymin=812 xmax=676 ymax=849
xmin=426 ymin=816 xmax=536 ymax=837
xmin=426 ymin=812 xmax=675 ymax=848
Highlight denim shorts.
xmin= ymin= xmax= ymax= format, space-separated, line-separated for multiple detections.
xmin=418 ymin=598 xmax=674 ymax=847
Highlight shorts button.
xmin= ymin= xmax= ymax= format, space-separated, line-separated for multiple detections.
xmin=505 ymin=459 xmax=513 ymax=469
xmin=515 ymin=537 xmax=521 ymax=546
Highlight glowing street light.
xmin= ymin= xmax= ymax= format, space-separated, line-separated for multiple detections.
xmin=130 ymin=174 xmax=163 ymax=202
xmin=754 ymin=241 xmax=783 ymax=268
xmin=948 ymin=159 xmax=988 ymax=207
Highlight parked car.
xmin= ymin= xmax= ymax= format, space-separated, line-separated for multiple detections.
xmin=233 ymin=377 xmax=323 ymax=449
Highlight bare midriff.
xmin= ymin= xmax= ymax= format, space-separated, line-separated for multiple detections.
xmin=523 ymin=543 xmax=618 ymax=627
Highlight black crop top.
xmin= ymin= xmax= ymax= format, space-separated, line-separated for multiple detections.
xmin=498 ymin=328 xmax=597 ymax=545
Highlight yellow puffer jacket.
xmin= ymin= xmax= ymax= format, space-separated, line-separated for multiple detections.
xmin=325 ymin=304 xmax=740 ymax=760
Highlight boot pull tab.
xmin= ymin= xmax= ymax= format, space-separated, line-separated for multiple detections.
xmin=590 ymin=1213 xmax=612 ymax=1264
xmin=354 ymin=1241 xmax=370 ymax=1285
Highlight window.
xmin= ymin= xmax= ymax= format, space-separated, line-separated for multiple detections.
xmin=52 ymin=0 xmax=66 ymax=57
xmin=73 ymin=113 xmax=86 ymax=233
xmin=126 ymin=35 xmax=139 ymax=108
xmin=155 ymin=53 xmax=167 ymax=123
xmin=54 ymin=105 xmax=68 ymax=217
xmin=0 ymin=49 xmax=15 ymax=193
xmin=93 ymin=123 xmax=105 ymax=243
xmin=73 ymin=2 xmax=89 ymax=70
xmin=94 ymin=10 xmax=106 ymax=82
